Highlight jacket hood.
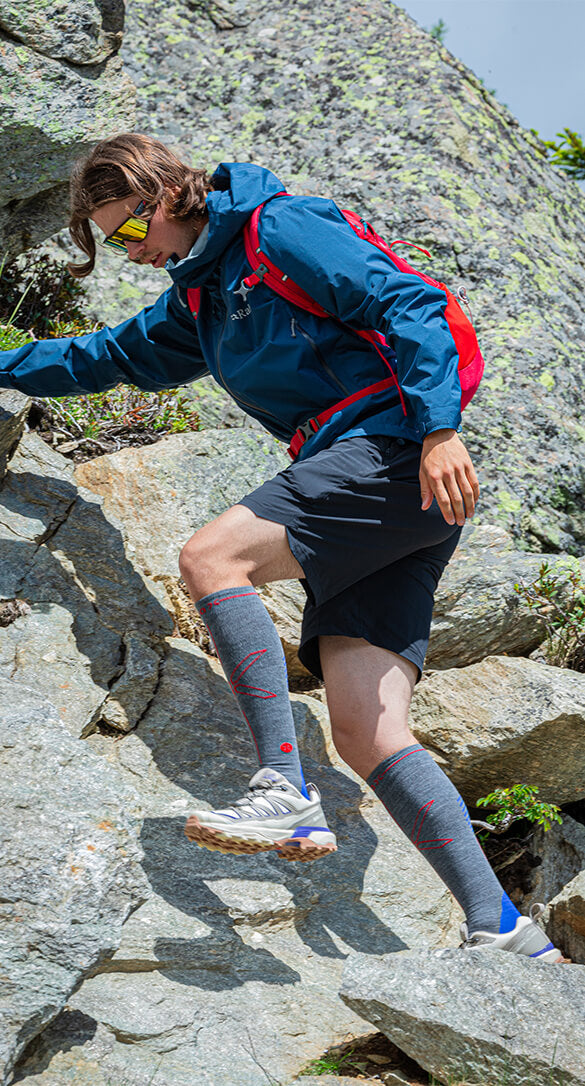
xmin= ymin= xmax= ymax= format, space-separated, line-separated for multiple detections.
xmin=166 ymin=162 xmax=287 ymax=285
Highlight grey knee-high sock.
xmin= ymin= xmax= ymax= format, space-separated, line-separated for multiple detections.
xmin=367 ymin=744 xmax=520 ymax=935
xmin=196 ymin=586 xmax=308 ymax=797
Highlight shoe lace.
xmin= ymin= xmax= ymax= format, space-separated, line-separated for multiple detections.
xmin=233 ymin=780 xmax=290 ymax=808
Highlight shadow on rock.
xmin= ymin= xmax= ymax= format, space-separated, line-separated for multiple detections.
xmin=0 ymin=461 xmax=172 ymax=733
xmin=11 ymin=1010 xmax=99 ymax=1084
xmin=133 ymin=642 xmax=407 ymax=986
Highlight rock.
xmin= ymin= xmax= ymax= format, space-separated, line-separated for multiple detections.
xmin=427 ymin=523 xmax=554 ymax=668
xmin=341 ymin=948 xmax=585 ymax=1085
xmin=0 ymin=390 xmax=31 ymax=484
xmin=0 ymin=0 xmax=135 ymax=256
xmin=0 ymin=432 xmax=172 ymax=737
xmin=0 ymin=678 xmax=149 ymax=1085
xmin=410 ymin=655 xmax=585 ymax=806
xmin=547 ymin=872 xmax=585 ymax=967
xmin=99 ymin=631 xmax=161 ymax=733
xmin=519 ymin=817 xmax=585 ymax=914
xmin=0 ymin=0 xmax=123 ymax=64
xmin=74 ymin=428 xmax=289 ymax=579
xmin=10 ymin=637 xmax=464 ymax=1086
xmin=189 ymin=375 xmax=260 ymax=431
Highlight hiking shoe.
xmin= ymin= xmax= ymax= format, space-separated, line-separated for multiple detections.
xmin=460 ymin=903 xmax=563 ymax=963
xmin=184 ymin=767 xmax=337 ymax=862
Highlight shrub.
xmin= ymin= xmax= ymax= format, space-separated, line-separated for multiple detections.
xmin=514 ymin=559 xmax=585 ymax=671
xmin=473 ymin=783 xmax=562 ymax=839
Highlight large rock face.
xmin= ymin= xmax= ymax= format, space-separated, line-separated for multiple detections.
xmin=0 ymin=679 xmax=148 ymax=1085
xmin=0 ymin=0 xmax=135 ymax=254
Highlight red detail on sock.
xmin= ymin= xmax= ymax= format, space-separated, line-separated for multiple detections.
xmin=230 ymin=650 xmax=277 ymax=699
xmin=280 ymin=742 xmax=293 ymax=753
xmin=371 ymin=747 xmax=422 ymax=788
xmin=411 ymin=799 xmax=453 ymax=851
xmin=201 ymin=627 xmax=261 ymax=761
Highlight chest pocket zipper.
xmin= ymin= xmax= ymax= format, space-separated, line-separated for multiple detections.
xmin=290 ymin=317 xmax=350 ymax=397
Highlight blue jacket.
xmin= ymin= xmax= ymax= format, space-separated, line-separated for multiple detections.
xmin=0 ymin=163 xmax=464 ymax=460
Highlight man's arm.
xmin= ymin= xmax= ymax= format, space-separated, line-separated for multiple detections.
xmin=0 ymin=286 xmax=208 ymax=398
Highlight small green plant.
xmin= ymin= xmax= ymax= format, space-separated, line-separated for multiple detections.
xmin=299 ymin=1045 xmax=356 ymax=1076
xmin=0 ymin=323 xmax=34 ymax=351
xmin=41 ymin=385 xmax=200 ymax=453
xmin=544 ymin=127 xmax=585 ymax=179
xmin=429 ymin=18 xmax=448 ymax=43
xmin=1 ymin=251 xmax=200 ymax=457
xmin=473 ymin=784 xmax=562 ymax=838
xmin=514 ymin=559 xmax=585 ymax=671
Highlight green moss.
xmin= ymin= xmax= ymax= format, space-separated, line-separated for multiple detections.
xmin=498 ymin=491 xmax=523 ymax=514
xmin=538 ymin=370 xmax=555 ymax=391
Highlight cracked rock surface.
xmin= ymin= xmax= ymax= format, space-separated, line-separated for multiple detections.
xmin=0 ymin=0 xmax=134 ymax=254
xmin=341 ymin=948 xmax=585 ymax=1085
xmin=0 ymin=679 xmax=148 ymax=1086
xmin=0 ymin=432 xmax=171 ymax=739
xmin=11 ymin=639 xmax=463 ymax=1086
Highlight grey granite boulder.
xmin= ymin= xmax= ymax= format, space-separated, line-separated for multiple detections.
xmin=0 ymin=0 xmax=134 ymax=255
xmin=74 ymin=427 xmax=289 ymax=579
xmin=0 ymin=0 xmax=123 ymax=64
xmin=520 ymin=817 xmax=585 ymax=914
xmin=0 ymin=390 xmax=30 ymax=484
xmin=341 ymin=948 xmax=585 ymax=1086
xmin=410 ymin=655 xmax=585 ymax=805
xmin=10 ymin=637 xmax=464 ymax=1086
xmin=0 ymin=431 xmax=172 ymax=738
xmin=0 ymin=679 xmax=148 ymax=1086
xmin=427 ymin=523 xmax=553 ymax=669
xmin=546 ymin=869 xmax=585 ymax=967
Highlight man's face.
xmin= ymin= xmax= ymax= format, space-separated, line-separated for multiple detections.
xmin=92 ymin=193 xmax=201 ymax=268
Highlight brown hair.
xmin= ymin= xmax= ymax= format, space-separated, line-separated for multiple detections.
xmin=68 ymin=133 xmax=214 ymax=277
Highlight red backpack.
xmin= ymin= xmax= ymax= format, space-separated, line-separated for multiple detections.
xmin=188 ymin=196 xmax=484 ymax=459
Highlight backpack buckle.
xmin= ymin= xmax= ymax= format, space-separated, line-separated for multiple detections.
xmin=296 ymin=417 xmax=320 ymax=442
xmin=234 ymin=263 xmax=269 ymax=301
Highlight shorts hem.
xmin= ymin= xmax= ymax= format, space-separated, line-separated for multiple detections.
xmin=298 ymin=630 xmax=426 ymax=683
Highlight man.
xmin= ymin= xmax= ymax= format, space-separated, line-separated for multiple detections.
xmin=0 ymin=133 xmax=562 ymax=961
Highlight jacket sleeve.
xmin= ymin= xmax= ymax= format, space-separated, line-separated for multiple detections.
xmin=258 ymin=196 xmax=465 ymax=438
xmin=0 ymin=285 xmax=208 ymax=398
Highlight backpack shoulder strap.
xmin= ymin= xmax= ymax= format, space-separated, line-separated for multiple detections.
xmin=242 ymin=196 xmax=331 ymax=317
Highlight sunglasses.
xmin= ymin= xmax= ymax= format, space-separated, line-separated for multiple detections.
xmin=102 ymin=200 xmax=153 ymax=253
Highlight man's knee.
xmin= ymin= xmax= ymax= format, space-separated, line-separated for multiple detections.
xmin=178 ymin=518 xmax=241 ymax=595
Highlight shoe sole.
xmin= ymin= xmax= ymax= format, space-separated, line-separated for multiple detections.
xmin=184 ymin=816 xmax=337 ymax=862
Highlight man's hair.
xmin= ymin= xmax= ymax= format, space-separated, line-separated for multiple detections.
xmin=68 ymin=132 xmax=214 ymax=277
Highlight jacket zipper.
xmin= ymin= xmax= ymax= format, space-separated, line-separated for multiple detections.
xmin=290 ymin=317 xmax=351 ymax=397
xmin=214 ymin=307 xmax=288 ymax=429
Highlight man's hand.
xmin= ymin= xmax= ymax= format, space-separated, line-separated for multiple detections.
xmin=419 ymin=428 xmax=479 ymax=526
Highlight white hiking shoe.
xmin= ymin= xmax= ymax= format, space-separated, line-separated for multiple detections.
xmin=184 ymin=767 xmax=337 ymax=862
xmin=460 ymin=903 xmax=563 ymax=963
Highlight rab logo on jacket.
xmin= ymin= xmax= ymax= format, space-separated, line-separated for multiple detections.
xmin=231 ymin=303 xmax=252 ymax=321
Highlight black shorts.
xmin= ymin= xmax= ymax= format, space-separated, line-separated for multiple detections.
xmin=238 ymin=435 xmax=461 ymax=680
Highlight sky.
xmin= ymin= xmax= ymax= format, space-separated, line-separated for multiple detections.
xmin=396 ymin=1 xmax=585 ymax=142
